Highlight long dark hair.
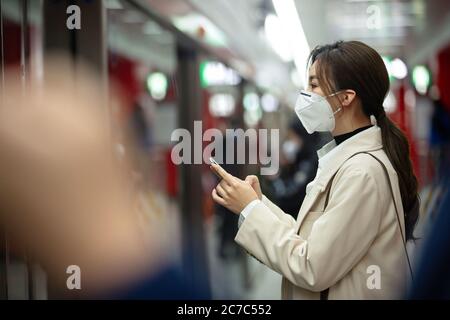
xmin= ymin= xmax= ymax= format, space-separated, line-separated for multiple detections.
xmin=308 ymin=40 xmax=419 ymax=241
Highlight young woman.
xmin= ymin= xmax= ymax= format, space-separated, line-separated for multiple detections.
xmin=211 ymin=40 xmax=419 ymax=299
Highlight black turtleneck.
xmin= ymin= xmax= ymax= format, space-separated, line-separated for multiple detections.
xmin=334 ymin=125 xmax=373 ymax=145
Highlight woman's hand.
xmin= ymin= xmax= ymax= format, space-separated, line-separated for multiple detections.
xmin=244 ymin=175 xmax=262 ymax=200
xmin=211 ymin=164 xmax=259 ymax=215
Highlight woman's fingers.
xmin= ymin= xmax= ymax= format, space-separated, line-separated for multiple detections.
xmin=244 ymin=175 xmax=262 ymax=200
xmin=219 ymin=179 xmax=233 ymax=193
xmin=212 ymin=188 xmax=227 ymax=206
xmin=211 ymin=164 xmax=234 ymax=184
xmin=215 ymin=183 xmax=227 ymax=198
xmin=245 ymin=175 xmax=257 ymax=185
xmin=212 ymin=178 xmax=258 ymax=214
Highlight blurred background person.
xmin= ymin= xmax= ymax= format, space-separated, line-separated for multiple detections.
xmin=262 ymin=120 xmax=321 ymax=218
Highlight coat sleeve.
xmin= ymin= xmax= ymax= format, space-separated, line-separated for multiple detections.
xmin=261 ymin=195 xmax=297 ymax=227
xmin=235 ymin=166 xmax=383 ymax=292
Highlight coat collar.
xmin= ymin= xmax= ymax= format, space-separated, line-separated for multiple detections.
xmin=314 ymin=125 xmax=383 ymax=190
xmin=296 ymin=125 xmax=383 ymax=229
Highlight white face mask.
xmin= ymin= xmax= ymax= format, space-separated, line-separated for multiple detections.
xmin=295 ymin=90 xmax=342 ymax=134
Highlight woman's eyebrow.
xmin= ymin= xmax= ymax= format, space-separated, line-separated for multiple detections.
xmin=309 ymin=75 xmax=319 ymax=81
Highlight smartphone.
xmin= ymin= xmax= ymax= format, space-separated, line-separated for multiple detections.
xmin=209 ymin=157 xmax=224 ymax=179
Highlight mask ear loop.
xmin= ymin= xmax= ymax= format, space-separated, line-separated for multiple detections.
xmin=332 ymin=107 xmax=342 ymax=115
xmin=327 ymin=91 xmax=343 ymax=118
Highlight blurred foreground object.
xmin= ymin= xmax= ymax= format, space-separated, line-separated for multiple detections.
xmin=0 ymin=58 xmax=199 ymax=298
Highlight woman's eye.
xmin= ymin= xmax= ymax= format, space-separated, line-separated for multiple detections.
xmin=310 ymin=83 xmax=318 ymax=89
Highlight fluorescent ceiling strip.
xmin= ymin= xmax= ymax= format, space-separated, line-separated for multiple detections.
xmin=272 ymin=0 xmax=310 ymax=85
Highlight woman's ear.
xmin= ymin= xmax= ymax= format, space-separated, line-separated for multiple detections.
xmin=341 ymin=90 xmax=356 ymax=106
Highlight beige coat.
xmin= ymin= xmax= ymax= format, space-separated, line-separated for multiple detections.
xmin=235 ymin=126 xmax=409 ymax=299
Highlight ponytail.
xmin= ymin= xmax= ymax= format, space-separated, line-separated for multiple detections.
xmin=377 ymin=112 xmax=420 ymax=241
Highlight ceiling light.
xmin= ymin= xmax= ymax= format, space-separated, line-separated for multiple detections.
xmin=391 ymin=58 xmax=408 ymax=79
xmin=272 ymin=0 xmax=310 ymax=86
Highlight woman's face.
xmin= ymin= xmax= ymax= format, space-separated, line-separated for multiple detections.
xmin=307 ymin=61 xmax=342 ymax=112
xmin=307 ymin=61 xmax=325 ymax=96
